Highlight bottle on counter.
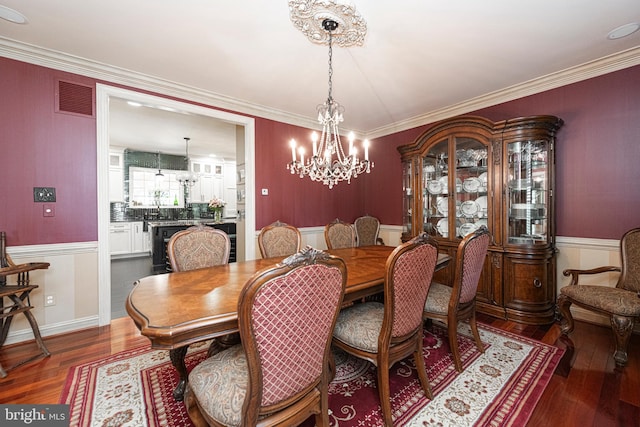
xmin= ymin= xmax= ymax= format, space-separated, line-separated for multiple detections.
xmin=173 ymin=195 xmax=179 ymax=206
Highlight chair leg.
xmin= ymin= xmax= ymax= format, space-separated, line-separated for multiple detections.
xmin=376 ymin=365 xmax=394 ymax=427
xmin=414 ymin=345 xmax=433 ymax=399
xmin=469 ymin=312 xmax=484 ymax=354
xmin=556 ymin=294 xmax=575 ymax=334
xmin=184 ymin=384 xmax=210 ymax=427
xmin=448 ymin=320 xmax=463 ymax=372
xmin=611 ymin=315 xmax=634 ymax=367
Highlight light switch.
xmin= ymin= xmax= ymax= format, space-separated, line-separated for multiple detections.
xmin=261 ymin=189 xmax=269 ymax=196
xmin=43 ymin=204 xmax=55 ymax=217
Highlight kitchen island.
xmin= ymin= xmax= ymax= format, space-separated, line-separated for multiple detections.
xmin=147 ymin=220 xmax=236 ymax=274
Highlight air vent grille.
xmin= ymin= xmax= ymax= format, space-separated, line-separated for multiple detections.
xmin=56 ymin=80 xmax=94 ymax=117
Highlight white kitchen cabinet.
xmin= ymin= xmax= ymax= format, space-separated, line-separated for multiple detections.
xmin=189 ymin=158 xmax=225 ymax=203
xmin=110 ymin=222 xmax=150 ymax=255
xmin=131 ymin=221 xmax=149 ymax=254
xmin=109 ymin=151 xmax=124 ymax=202
xmin=109 ymin=223 xmax=131 ymax=255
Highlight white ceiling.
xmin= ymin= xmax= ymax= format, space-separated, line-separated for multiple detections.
xmin=1 ymin=1 xmax=639 ymax=158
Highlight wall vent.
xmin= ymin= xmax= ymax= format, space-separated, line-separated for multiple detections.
xmin=55 ymin=80 xmax=95 ymax=117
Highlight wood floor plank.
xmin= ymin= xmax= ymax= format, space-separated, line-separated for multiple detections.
xmin=0 ymin=314 xmax=639 ymax=426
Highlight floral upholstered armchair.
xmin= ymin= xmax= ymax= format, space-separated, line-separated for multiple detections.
xmin=557 ymin=227 xmax=640 ymax=367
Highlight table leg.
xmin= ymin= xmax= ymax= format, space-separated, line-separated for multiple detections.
xmin=169 ymin=346 xmax=189 ymax=401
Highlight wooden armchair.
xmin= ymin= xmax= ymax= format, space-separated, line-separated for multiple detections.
xmin=354 ymin=215 xmax=385 ymax=246
xmin=0 ymin=231 xmax=51 ymax=378
xmin=557 ymin=227 xmax=640 ymax=367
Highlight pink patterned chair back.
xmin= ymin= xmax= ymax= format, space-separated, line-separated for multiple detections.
xmin=258 ymin=220 xmax=302 ymax=258
xmin=385 ymin=234 xmax=439 ymax=339
xmin=457 ymin=227 xmax=491 ymax=304
xmin=166 ymin=225 xmax=231 ymax=271
xmin=354 ymin=215 xmax=385 ymax=246
xmin=239 ymin=247 xmax=346 ymax=408
xmin=324 ymin=218 xmax=356 ymax=249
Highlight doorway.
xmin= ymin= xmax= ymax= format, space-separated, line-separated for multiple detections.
xmin=96 ymin=84 xmax=256 ymax=326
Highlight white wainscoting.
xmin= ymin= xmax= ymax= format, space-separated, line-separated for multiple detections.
xmin=4 ymin=231 xmax=623 ymax=345
xmin=4 ymin=242 xmax=100 ymax=345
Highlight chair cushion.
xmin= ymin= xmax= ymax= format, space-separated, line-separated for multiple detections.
xmin=333 ymin=302 xmax=384 ymax=352
xmin=188 ymin=344 xmax=248 ymax=427
xmin=424 ymin=282 xmax=452 ymax=315
xmin=560 ymin=285 xmax=640 ymax=317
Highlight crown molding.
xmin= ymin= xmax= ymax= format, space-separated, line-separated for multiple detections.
xmin=1 ymin=37 xmax=639 ymax=139
xmin=0 ymin=37 xmax=319 ymax=131
xmin=366 ymin=46 xmax=640 ymax=139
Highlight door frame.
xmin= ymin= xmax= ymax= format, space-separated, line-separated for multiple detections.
xmin=96 ymin=84 xmax=256 ymax=326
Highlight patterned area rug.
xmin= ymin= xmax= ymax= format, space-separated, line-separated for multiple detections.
xmin=60 ymin=323 xmax=563 ymax=426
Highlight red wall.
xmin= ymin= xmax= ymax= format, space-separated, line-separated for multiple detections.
xmin=0 ymin=58 xmax=98 ymax=245
xmin=1 ymin=56 xmax=638 ymax=245
xmin=253 ymin=118 xmax=395 ymax=229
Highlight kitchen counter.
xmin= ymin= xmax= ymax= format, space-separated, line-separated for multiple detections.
xmin=146 ymin=219 xmax=236 ymax=227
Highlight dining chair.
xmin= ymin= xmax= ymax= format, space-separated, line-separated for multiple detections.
xmin=166 ymin=225 xmax=231 ymax=271
xmin=332 ymin=233 xmax=439 ymax=427
xmin=324 ymin=218 xmax=356 ymax=249
xmin=558 ymin=227 xmax=640 ymax=367
xmin=257 ymin=220 xmax=302 ymax=258
xmin=354 ymin=215 xmax=385 ymax=246
xmin=184 ymin=247 xmax=347 ymax=427
xmin=423 ymin=226 xmax=491 ymax=372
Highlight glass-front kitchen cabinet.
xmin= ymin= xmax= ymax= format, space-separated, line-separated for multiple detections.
xmin=398 ymin=115 xmax=563 ymax=324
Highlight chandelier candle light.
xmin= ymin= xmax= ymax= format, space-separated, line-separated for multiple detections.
xmin=287 ymin=1 xmax=371 ymax=189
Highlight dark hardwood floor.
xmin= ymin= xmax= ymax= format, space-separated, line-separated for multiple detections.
xmin=1 ymin=313 xmax=639 ymax=426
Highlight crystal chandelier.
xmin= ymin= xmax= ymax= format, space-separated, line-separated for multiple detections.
xmin=287 ymin=9 xmax=372 ymax=189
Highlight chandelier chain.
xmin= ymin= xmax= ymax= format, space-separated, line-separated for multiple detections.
xmin=327 ymin=30 xmax=333 ymax=107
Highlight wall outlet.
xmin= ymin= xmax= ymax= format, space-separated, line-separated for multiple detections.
xmin=45 ymin=294 xmax=56 ymax=306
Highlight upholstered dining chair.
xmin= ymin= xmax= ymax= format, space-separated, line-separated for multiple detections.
xmin=257 ymin=220 xmax=302 ymax=258
xmin=354 ymin=215 xmax=385 ymax=246
xmin=558 ymin=227 xmax=640 ymax=367
xmin=166 ymin=225 xmax=231 ymax=272
xmin=332 ymin=233 xmax=439 ymax=427
xmin=184 ymin=247 xmax=347 ymax=427
xmin=324 ymin=218 xmax=356 ymax=250
xmin=423 ymin=226 xmax=491 ymax=372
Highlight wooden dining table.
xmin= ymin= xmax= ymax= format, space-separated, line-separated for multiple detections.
xmin=126 ymin=245 xmax=450 ymax=400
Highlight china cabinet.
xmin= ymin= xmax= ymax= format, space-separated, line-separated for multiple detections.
xmin=398 ymin=115 xmax=563 ymax=324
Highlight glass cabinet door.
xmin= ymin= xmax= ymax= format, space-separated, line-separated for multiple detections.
xmin=454 ymin=137 xmax=489 ymax=239
xmin=422 ymin=139 xmax=449 ymax=237
xmin=402 ymin=159 xmax=414 ymax=236
xmin=506 ymin=139 xmax=549 ymax=244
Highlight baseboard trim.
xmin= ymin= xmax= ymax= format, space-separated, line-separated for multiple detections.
xmin=4 ymin=315 xmax=99 ymax=346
